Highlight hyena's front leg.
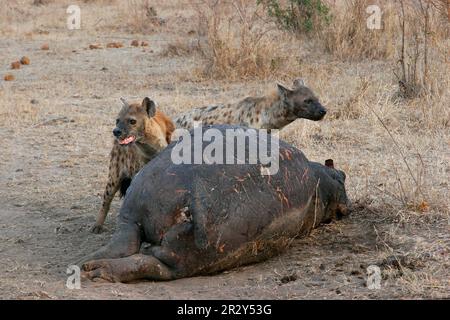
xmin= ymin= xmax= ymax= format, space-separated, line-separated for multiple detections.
xmin=91 ymin=148 xmax=121 ymax=234
xmin=91 ymin=179 xmax=119 ymax=234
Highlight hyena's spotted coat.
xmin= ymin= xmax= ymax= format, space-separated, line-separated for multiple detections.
xmin=91 ymin=97 xmax=175 ymax=233
xmin=174 ymin=78 xmax=326 ymax=130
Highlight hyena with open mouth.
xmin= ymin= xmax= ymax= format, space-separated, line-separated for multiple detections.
xmin=174 ymin=78 xmax=327 ymax=130
xmin=91 ymin=97 xmax=175 ymax=233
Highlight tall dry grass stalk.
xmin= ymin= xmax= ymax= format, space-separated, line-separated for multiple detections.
xmin=321 ymin=0 xmax=397 ymax=60
xmin=125 ymin=0 xmax=161 ymax=33
xmin=193 ymin=0 xmax=288 ymax=80
xmin=394 ymin=0 xmax=449 ymax=99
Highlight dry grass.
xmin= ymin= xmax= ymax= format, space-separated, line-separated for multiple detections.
xmin=191 ymin=0 xmax=291 ymax=80
xmin=394 ymin=0 xmax=449 ymax=99
xmin=0 ymin=0 xmax=448 ymax=299
xmin=160 ymin=37 xmax=201 ymax=57
xmin=321 ymin=0 xmax=397 ymax=60
xmin=125 ymin=0 xmax=163 ymax=34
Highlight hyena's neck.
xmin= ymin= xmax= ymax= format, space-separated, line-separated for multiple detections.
xmin=263 ymin=98 xmax=292 ymax=130
xmin=135 ymin=141 xmax=159 ymax=162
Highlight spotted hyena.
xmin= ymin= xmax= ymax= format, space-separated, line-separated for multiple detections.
xmin=174 ymin=78 xmax=326 ymax=130
xmin=91 ymin=97 xmax=175 ymax=233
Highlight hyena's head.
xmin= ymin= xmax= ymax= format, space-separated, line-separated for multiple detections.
xmin=113 ymin=97 xmax=165 ymax=149
xmin=277 ymin=78 xmax=327 ymax=121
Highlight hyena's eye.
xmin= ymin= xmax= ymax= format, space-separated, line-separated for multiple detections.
xmin=129 ymin=119 xmax=137 ymax=125
xmin=115 ymin=119 xmax=119 ymax=125
xmin=305 ymin=99 xmax=314 ymax=104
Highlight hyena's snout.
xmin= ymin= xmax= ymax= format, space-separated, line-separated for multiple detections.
xmin=113 ymin=127 xmax=122 ymax=138
xmin=315 ymin=103 xmax=327 ymax=119
xmin=305 ymin=102 xmax=326 ymax=121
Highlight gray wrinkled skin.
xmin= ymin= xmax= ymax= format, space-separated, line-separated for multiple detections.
xmin=79 ymin=125 xmax=349 ymax=283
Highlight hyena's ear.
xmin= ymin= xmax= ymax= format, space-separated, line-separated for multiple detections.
xmin=277 ymin=83 xmax=291 ymax=99
xmin=120 ymin=97 xmax=129 ymax=108
xmin=142 ymin=97 xmax=156 ymax=117
xmin=293 ymin=78 xmax=306 ymax=88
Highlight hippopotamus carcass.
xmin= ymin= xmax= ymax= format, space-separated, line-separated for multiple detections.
xmin=79 ymin=125 xmax=350 ymax=282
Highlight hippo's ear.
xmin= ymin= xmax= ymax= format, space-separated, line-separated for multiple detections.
xmin=142 ymin=97 xmax=156 ymax=118
xmin=293 ymin=78 xmax=306 ymax=88
xmin=325 ymin=159 xmax=334 ymax=168
xmin=277 ymin=83 xmax=291 ymax=99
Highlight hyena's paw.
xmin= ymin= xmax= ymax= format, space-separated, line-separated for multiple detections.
xmin=90 ymin=224 xmax=105 ymax=234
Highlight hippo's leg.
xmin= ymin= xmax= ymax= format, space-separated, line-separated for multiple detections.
xmin=82 ymin=254 xmax=174 ymax=282
xmin=82 ymin=223 xmax=194 ymax=282
xmin=146 ymin=222 xmax=196 ymax=276
xmin=77 ymin=222 xmax=140 ymax=266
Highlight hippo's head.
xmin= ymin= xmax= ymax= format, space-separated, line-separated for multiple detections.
xmin=324 ymin=159 xmax=350 ymax=219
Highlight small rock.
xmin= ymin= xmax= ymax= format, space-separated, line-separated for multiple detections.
xmin=89 ymin=44 xmax=102 ymax=49
xmin=11 ymin=61 xmax=21 ymax=69
xmin=55 ymin=225 xmax=70 ymax=234
xmin=20 ymin=56 xmax=30 ymax=65
xmin=107 ymin=42 xmax=123 ymax=48
xmin=280 ymin=273 xmax=297 ymax=284
xmin=41 ymin=43 xmax=49 ymax=50
xmin=30 ymin=99 xmax=39 ymax=104
xmin=131 ymin=39 xmax=139 ymax=47
xmin=4 ymin=74 xmax=15 ymax=81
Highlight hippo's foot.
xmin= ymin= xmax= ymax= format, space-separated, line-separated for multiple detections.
xmin=82 ymin=258 xmax=129 ymax=282
xmin=90 ymin=224 xmax=105 ymax=234
xmin=82 ymin=254 xmax=174 ymax=283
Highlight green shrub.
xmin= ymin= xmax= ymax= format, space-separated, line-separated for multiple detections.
xmin=257 ymin=0 xmax=331 ymax=34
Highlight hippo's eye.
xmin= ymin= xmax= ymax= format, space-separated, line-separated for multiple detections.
xmin=115 ymin=119 xmax=119 ymax=125
xmin=129 ymin=119 xmax=137 ymax=125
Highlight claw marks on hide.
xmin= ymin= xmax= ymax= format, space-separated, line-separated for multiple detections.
xmin=279 ymin=148 xmax=293 ymax=161
xmin=275 ymin=186 xmax=291 ymax=208
xmin=173 ymin=206 xmax=192 ymax=224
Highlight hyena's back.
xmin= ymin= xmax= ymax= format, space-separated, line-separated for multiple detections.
xmin=174 ymin=80 xmax=327 ymax=130
xmin=175 ymin=98 xmax=266 ymax=130
xmin=176 ymin=104 xmax=226 ymax=129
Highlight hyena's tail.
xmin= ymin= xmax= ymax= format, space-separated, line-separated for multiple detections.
xmin=119 ymin=176 xmax=132 ymax=198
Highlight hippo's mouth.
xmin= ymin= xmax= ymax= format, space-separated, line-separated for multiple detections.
xmin=118 ymin=135 xmax=136 ymax=145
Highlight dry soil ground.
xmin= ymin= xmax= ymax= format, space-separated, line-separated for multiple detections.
xmin=0 ymin=1 xmax=448 ymax=299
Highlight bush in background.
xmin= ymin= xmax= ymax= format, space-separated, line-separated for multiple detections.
xmin=257 ymin=0 xmax=331 ymax=34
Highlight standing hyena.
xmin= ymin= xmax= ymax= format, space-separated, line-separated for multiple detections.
xmin=174 ymin=78 xmax=326 ymax=130
xmin=91 ymin=97 xmax=175 ymax=233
